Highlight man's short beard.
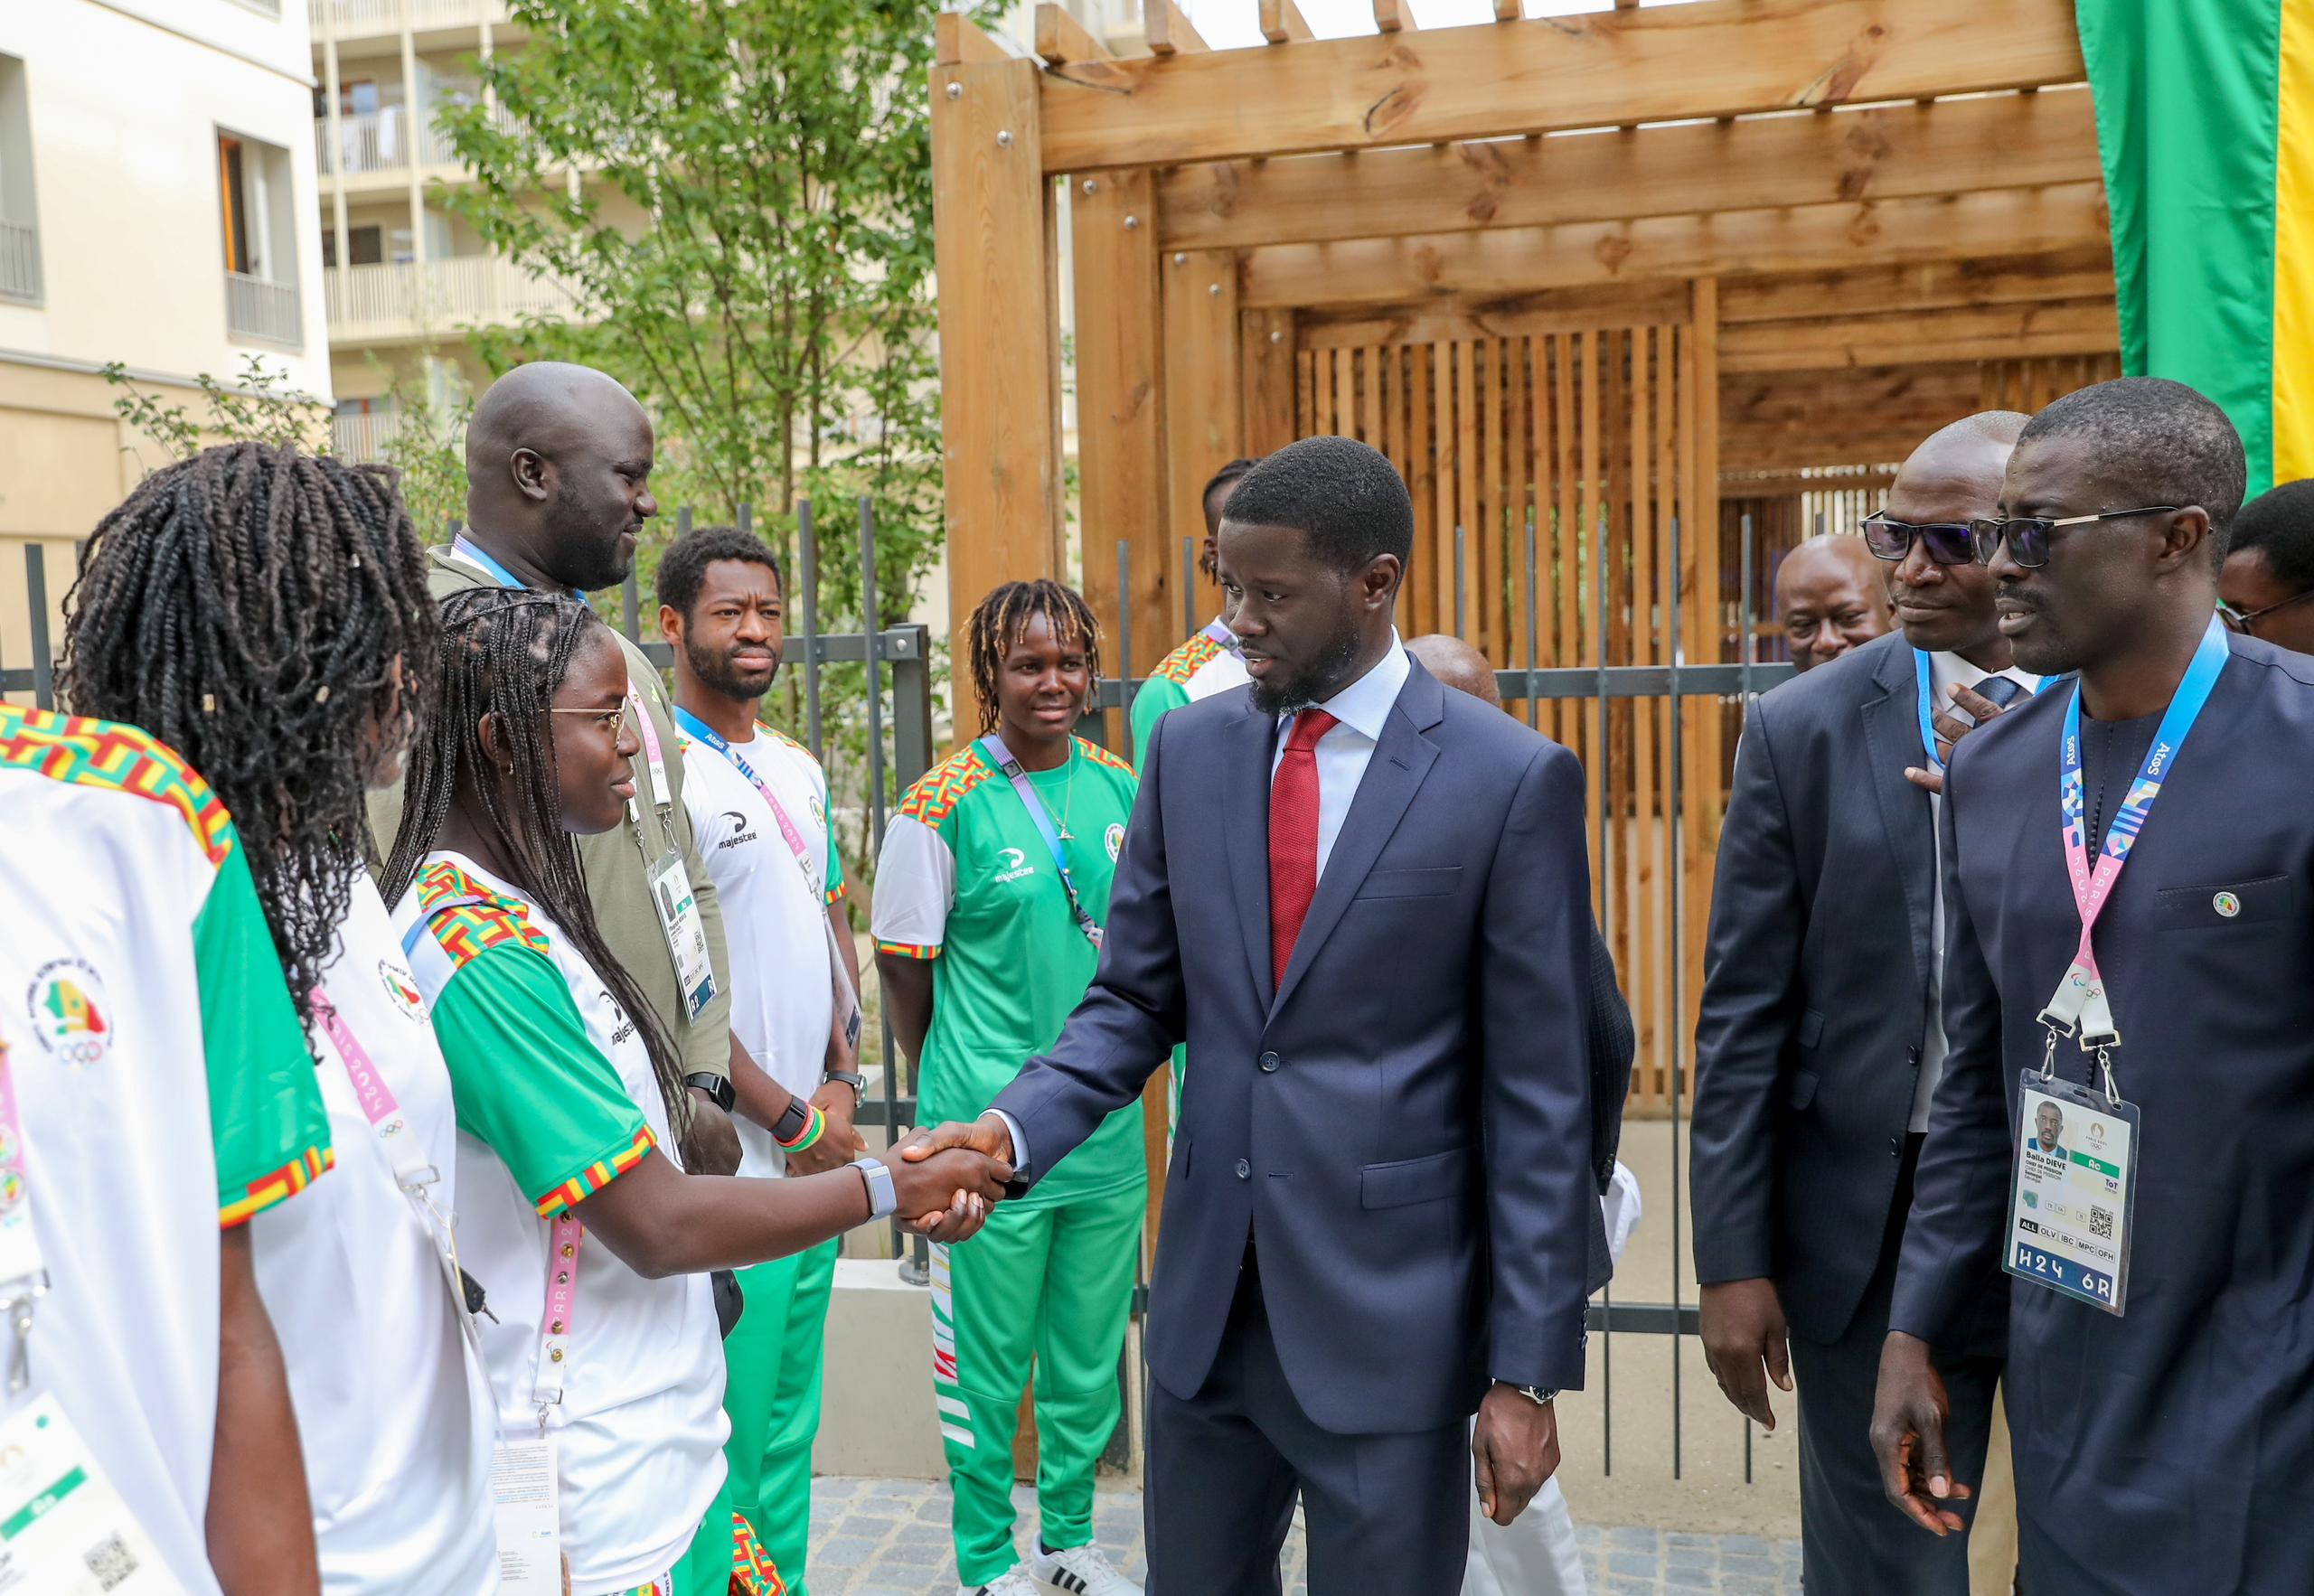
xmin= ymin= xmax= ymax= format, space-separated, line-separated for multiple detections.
xmin=684 ymin=636 xmax=776 ymax=702
xmin=550 ymin=478 xmax=633 ymax=592
xmin=1247 ymin=619 xmax=1363 ymax=717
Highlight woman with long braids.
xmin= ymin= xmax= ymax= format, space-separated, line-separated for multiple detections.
xmin=872 ymin=580 xmax=1147 ymax=1596
xmin=59 ymin=442 xmax=498 ymax=1592
xmin=382 ymin=587 xmax=1005 ymax=1596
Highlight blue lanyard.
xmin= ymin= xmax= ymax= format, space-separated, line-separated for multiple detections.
xmin=449 ymin=534 xmax=585 ymax=599
xmin=1201 ymin=617 xmax=1238 ymax=651
xmin=1914 ymin=650 xmax=2039 ymax=775
xmin=2059 ymin=614 xmax=2230 ymax=880
xmin=977 ymin=735 xmax=1102 ymax=949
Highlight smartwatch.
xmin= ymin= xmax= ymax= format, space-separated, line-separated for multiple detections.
xmin=683 ymin=1072 xmax=735 ymax=1114
xmin=853 ymin=1157 xmax=898 ymax=1219
xmin=823 ymin=1069 xmax=867 ymax=1103
xmin=769 ymin=1095 xmax=812 ymax=1147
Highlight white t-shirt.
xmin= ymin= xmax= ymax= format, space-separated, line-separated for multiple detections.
xmin=249 ymin=875 xmax=496 ymax=1595
xmin=0 ymin=705 xmax=332 ymax=1596
xmin=399 ymin=850 xmax=729 ymax=1592
xmin=679 ymin=721 xmax=846 ymax=1178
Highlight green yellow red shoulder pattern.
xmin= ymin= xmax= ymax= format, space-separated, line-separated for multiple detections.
xmin=1151 ymin=632 xmax=1225 ymax=686
xmin=1074 ymin=737 xmax=1135 ymax=775
xmin=0 ymin=703 xmax=235 ymax=868
xmin=896 ymin=745 xmax=992 ymax=832
xmin=221 ymin=1145 xmax=334 ymax=1230
xmin=760 ymin=724 xmax=822 ymax=765
xmin=533 ymin=1124 xmax=657 ymax=1218
xmin=415 ymin=859 xmax=553 ymax=967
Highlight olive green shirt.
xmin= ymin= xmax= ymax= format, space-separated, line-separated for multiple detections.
xmin=366 ymin=544 xmax=734 ymax=1081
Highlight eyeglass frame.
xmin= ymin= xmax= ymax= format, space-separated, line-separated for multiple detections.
xmin=546 ymin=701 xmax=633 ymax=737
xmin=1967 ymin=506 xmax=2186 ymax=569
xmin=2218 ymin=586 xmax=2314 ymax=634
xmin=1858 ymin=512 xmax=1978 ymax=567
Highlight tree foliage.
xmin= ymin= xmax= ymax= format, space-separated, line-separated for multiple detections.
xmin=103 ymin=357 xmax=330 ymax=474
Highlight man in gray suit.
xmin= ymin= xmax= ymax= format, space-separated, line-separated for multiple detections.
xmin=902 ymin=437 xmax=1595 ymax=1591
xmin=1691 ymin=414 xmax=2034 ymax=1593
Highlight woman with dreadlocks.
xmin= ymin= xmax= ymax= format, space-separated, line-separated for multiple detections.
xmin=382 ymin=586 xmax=1003 ymax=1596
xmin=60 ymin=441 xmax=497 ymax=1593
xmin=872 ymin=580 xmax=1147 ymax=1596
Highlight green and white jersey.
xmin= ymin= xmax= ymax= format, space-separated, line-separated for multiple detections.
xmin=399 ymin=851 xmax=728 ymax=1594
xmin=0 ymin=703 xmax=329 ymax=1596
xmin=873 ymin=737 xmax=1143 ymax=1208
xmin=1128 ymin=619 xmax=1249 ymax=761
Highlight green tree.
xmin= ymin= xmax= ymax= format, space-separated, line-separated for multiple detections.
xmin=103 ymin=357 xmax=330 ymax=474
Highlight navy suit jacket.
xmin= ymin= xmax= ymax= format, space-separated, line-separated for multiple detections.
xmin=990 ymin=658 xmax=1595 ymax=1435
xmin=1691 ymin=633 xmax=2005 ymax=1345
xmin=1894 ymin=632 xmax=2314 ymax=1591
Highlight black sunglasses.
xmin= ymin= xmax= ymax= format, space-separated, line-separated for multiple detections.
xmin=1967 ymin=507 xmax=2184 ymax=569
xmin=2218 ymin=587 xmax=2314 ymax=634
xmin=1860 ymin=513 xmax=1975 ymax=566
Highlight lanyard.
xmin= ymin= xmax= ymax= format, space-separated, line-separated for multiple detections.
xmin=1201 ymin=617 xmax=1238 ymax=652
xmin=1914 ymin=651 xmax=2038 ymax=775
xmin=2038 ymin=615 xmax=2231 ymax=1062
xmin=312 ymin=990 xmax=439 ymax=1195
xmin=624 ymin=684 xmax=673 ymax=816
xmin=978 ymin=735 xmax=1103 ymax=950
xmin=533 ymin=1211 xmax=582 ymax=1429
xmin=447 ymin=534 xmax=585 ymax=600
xmin=0 ymin=1038 xmax=45 ymax=1395
xmin=673 ymin=708 xmax=863 ymax=1047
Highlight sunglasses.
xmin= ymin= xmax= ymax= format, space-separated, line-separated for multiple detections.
xmin=2218 ymin=587 xmax=2314 ymax=634
xmin=1860 ymin=513 xmax=1975 ymax=566
xmin=1966 ymin=507 xmax=2184 ymax=569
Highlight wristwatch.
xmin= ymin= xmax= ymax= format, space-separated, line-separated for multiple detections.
xmin=1511 ymin=1385 xmax=1559 ymax=1407
xmin=823 ymin=1069 xmax=867 ymax=1103
xmin=853 ymin=1157 xmax=898 ymax=1219
xmin=683 ymin=1072 xmax=736 ymax=1113
xmin=769 ymin=1095 xmax=812 ymax=1146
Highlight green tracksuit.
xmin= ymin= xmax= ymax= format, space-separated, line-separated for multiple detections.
xmin=873 ymin=736 xmax=1148 ymax=1587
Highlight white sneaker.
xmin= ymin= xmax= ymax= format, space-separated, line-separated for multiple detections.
xmin=1030 ymin=1543 xmax=1143 ymax=1596
xmin=960 ymin=1570 xmax=1043 ymax=1596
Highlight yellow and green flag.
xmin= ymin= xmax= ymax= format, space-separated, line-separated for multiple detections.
xmin=2078 ymin=0 xmax=2314 ymax=492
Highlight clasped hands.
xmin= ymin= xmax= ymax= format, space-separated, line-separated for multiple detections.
xmin=889 ymin=1116 xmax=1017 ymax=1242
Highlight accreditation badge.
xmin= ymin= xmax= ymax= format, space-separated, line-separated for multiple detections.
xmin=0 ymin=1394 xmax=182 ymax=1593
xmin=2004 ymin=1072 xmax=2140 ymax=1315
xmin=490 ymin=1436 xmax=560 ymax=1596
xmin=644 ymin=850 xmax=718 ymax=1021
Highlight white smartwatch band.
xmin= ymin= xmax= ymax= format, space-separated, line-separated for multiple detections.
xmin=853 ymin=1156 xmax=898 ymax=1219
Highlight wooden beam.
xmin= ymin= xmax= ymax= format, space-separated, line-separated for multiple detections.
xmin=1374 ymin=0 xmax=1412 ymax=31
xmin=1156 ymin=89 xmax=2098 ymax=250
xmin=931 ymin=55 xmax=1064 ymax=738
xmin=935 ymin=11 xmax=1015 ymax=67
xmin=1296 ymin=282 xmax=1690 ymax=349
xmin=1162 ymin=250 xmax=1244 ymax=649
xmin=1725 ymin=363 xmax=1983 ymax=425
xmin=1241 ymin=307 xmax=1298 ymax=455
xmin=1143 ymin=0 xmax=1206 ymax=56
xmin=1034 ymin=3 xmax=1112 ymax=64
xmin=1718 ymin=298 xmax=2119 ymax=372
xmin=1240 ymin=181 xmax=2111 ymax=308
xmin=1720 ymin=244 xmax=2113 ymax=324
xmin=1261 ymin=0 xmax=1315 ymax=43
xmin=1039 ymin=0 xmax=2086 ymax=171
xmin=1495 ymin=0 xmax=1521 ymax=18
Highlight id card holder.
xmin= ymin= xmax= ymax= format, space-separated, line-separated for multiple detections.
xmin=0 ymin=1394 xmax=183 ymax=1593
xmin=490 ymin=1436 xmax=560 ymax=1596
xmin=645 ymin=850 xmax=717 ymax=1021
xmin=2003 ymin=1071 xmax=2140 ymax=1316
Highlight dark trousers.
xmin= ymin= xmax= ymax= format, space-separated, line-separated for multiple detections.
xmin=1790 ymin=1134 xmax=2006 ymax=1596
xmin=1144 ymin=1247 xmax=1468 ymax=1594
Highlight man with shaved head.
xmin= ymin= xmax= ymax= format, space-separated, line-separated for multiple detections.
xmin=1693 ymin=413 xmax=2035 ymax=1593
xmin=371 ymin=362 xmax=756 ymax=1186
xmin=1776 ymin=532 xmax=1894 ymax=672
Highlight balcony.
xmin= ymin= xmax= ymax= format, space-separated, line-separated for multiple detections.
xmin=325 ymin=255 xmax=578 ymax=344
xmin=314 ymin=105 xmax=507 ymax=180
xmin=332 ymin=406 xmax=403 ymax=462
xmin=0 ymin=220 xmax=38 ymax=305
xmin=309 ymin=0 xmax=507 ymax=41
xmin=226 ymin=271 xmax=303 ymax=347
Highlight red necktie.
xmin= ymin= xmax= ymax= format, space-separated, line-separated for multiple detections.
xmin=1269 ymin=709 xmax=1340 ymax=987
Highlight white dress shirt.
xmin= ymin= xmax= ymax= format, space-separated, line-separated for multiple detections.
xmin=991 ymin=634 xmax=1415 ymax=1173
xmin=1914 ymin=650 xmax=2041 ymax=1131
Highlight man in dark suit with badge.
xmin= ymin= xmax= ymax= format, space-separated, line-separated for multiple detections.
xmin=1875 ymin=377 xmax=2314 ymax=1593
xmin=1690 ymin=412 xmax=2032 ymax=1594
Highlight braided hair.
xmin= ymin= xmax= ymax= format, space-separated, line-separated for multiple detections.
xmin=60 ymin=442 xmax=439 ymax=1037
xmin=381 ymin=588 xmax=691 ymax=1141
xmin=964 ymin=579 xmax=1102 ymax=738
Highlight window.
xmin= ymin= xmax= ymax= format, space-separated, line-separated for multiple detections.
xmin=320 ymin=225 xmax=382 ymax=269
xmin=0 ymin=53 xmax=37 ymax=306
xmin=217 ymin=129 xmax=301 ymax=346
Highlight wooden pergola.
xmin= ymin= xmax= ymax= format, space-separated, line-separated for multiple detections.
xmin=926 ymin=0 xmax=2116 ymax=1131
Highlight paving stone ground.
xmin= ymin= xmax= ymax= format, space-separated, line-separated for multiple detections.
xmin=800 ymin=1477 xmax=1803 ymax=1595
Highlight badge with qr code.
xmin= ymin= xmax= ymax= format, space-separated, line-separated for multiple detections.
xmin=2004 ymin=1072 xmax=2140 ymax=1316
xmin=0 ymin=1394 xmax=182 ymax=1592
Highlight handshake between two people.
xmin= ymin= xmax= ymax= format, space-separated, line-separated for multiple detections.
xmin=888 ymin=1115 xmax=1020 ymax=1244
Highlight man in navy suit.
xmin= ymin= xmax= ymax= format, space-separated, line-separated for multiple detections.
xmin=1691 ymin=412 xmax=2031 ymax=1594
xmin=1875 ymin=378 xmax=2314 ymax=1592
xmin=902 ymin=437 xmax=1594 ymax=1591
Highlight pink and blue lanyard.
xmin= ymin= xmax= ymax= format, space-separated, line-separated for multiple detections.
xmin=2037 ymin=615 xmax=2229 ymax=1073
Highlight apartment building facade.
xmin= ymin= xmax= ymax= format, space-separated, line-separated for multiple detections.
xmin=0 ymin=0 xmax=331 ymax=697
